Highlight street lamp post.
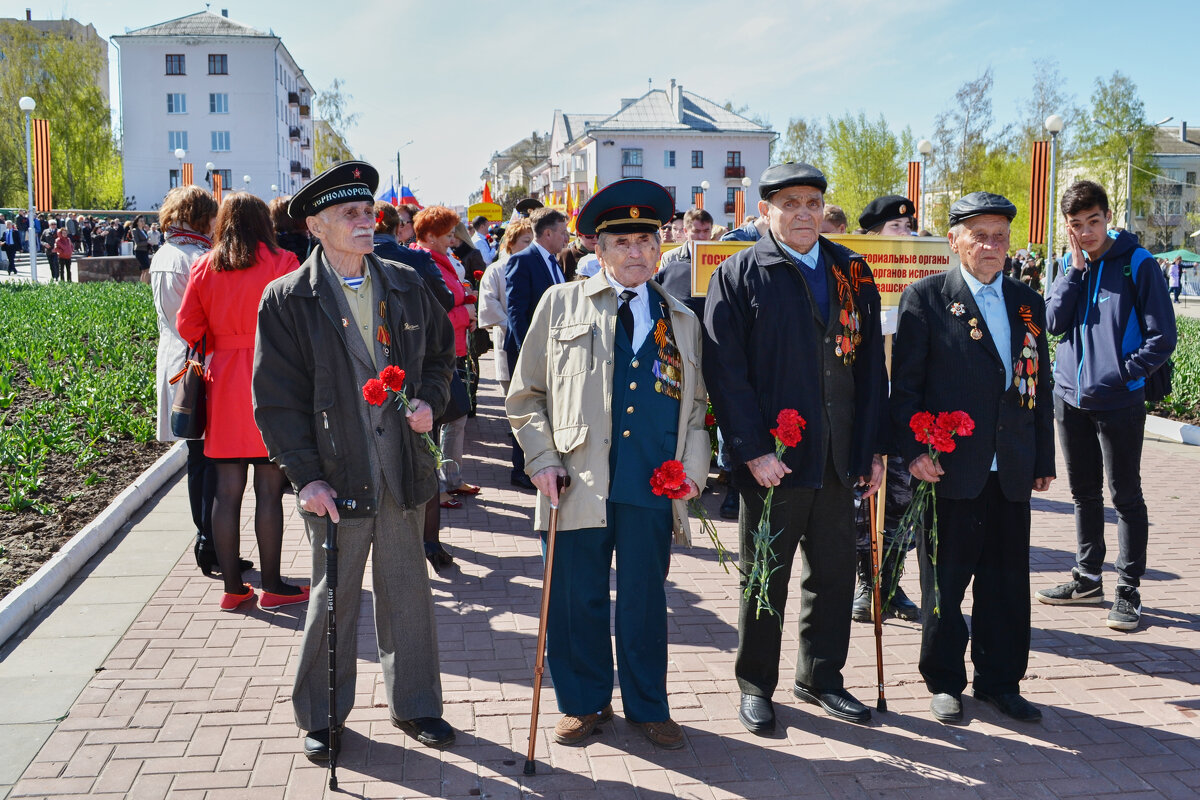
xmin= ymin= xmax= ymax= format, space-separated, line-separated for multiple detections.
xmin=700 ymin=179 xmax=710 ymax=210
xmin=243 ymin=175 xmax=252 ymax=192
xmin=205 ymin=161 xmax=216 ymax=187
xmin=917 ymin=139 xmax=933 ymax=233
xmin=174 ymin=147 xmax=186 ymax=187
xmin=740 ymin=175 xmax=751 ymax=222
xmin=1044 ymin=114 xmax=1065 ymax=281
xmin=20 ymin=96 xmax=38 ymax=283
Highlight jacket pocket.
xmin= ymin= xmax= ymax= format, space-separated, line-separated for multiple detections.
xmin=550 ymin=322 xmax=593 ymax=377
xmin=553 ymin=424 xmax=589 ymax=454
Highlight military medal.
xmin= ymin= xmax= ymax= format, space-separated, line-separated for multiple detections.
xmin=652 ymin=306 xmax=683 ymax=400
xmin=950 ymin=302 xmax=966 ymax=317
xmin=969 ymin=318 xmax=983 ymax=340
xmin=341 ymin=317 xmax=349 ymax=328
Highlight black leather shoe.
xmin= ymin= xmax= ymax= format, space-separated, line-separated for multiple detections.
xmin=510 ymin=472 xmax=536 ymax=491
xmin=738 ymin=693 xmax=775 ymax=735
xmin=887 ymin=585 xmax=921 ymax=622
xmin=930 ymin=693 xmax=963 ymax=723
xmin=973 ymin=690 xmax=1041 ymax=722
xmin=793 ymin=683 xmax=871 ymax=724
xmin=392 ymin=716 xmax=456 ymax=748
xmin=719 ymin=487 xmax=739 ymax=520
xmin=303 ymin=729 xmax=331 ymax=762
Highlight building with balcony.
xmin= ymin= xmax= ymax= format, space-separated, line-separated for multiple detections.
xmin=113 ymin=9 xmax=314 ymax=209
xmin=1140 ymin=123 xmax=1200 ymax=252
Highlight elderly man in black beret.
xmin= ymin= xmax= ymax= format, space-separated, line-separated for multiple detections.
xmin=703 ymin=163 xmax=890 ymax=735
xmin=252 ymin=161 xmax=457 ymax=759
xmin=890 ymin=191 xmax=1054 ymax=725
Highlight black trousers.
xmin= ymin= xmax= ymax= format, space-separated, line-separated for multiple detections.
xmin=735 ymin=456 xmax=855 ymax=696
xmin=1054 ymin=395 xmax=1149 ymax=587
xmin=186 ymin=438 xmax=217 ymax=548
xmin=918 ymin=473 xmax=1030 ymax=697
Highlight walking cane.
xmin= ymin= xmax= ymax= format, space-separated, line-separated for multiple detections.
xmin=324 ymin=497 xmax=359 ymax=792
xmin=524 ymin=474 xmax=570 ymax=776
xmin=869 ymin=480 xmax=888 ymax=713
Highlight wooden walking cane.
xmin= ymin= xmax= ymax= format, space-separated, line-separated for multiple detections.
xmin=524 ymin=474 xmax=570 ymax=776
xmin=869 ymin=471 xmax=888 ymax=713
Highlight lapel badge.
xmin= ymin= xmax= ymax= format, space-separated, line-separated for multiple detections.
xmin=353 ymin=168 xmax=362 ymax=180
xmin=950 ymin=302 xmax=966 ymax=317
xmin=341 ymin=317 xmax=349 ymax=328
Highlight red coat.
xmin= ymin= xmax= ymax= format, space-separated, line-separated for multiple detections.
xmin=177 ymin=242 xmax=299 ymax=458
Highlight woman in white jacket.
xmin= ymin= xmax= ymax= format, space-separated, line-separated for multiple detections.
xmin=476 ymin=218 xmax=533 ymax=394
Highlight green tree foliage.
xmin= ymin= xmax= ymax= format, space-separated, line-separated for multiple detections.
xmin=0 ymin=21 xmax=123 ymax=209
xmin=313 ymin=78 xmax=359 ymax=172
xmin=821 ymin=112 xmax=913 ymax=225
xmin=1073 ymin=72 xmax=1155 ymax=228
xmin=775 ymin=117 xmax=825 ymax=168
xmin=1017 ymin=58 xmax=1080 ymax=156
xmin=497 ymin=183 xmax=530 ymax=218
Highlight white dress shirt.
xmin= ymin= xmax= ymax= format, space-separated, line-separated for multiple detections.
xmin=534 ymin=241 xmax=565 ymax=284
xmin=605 ymin=272 xmax=653 ymax=351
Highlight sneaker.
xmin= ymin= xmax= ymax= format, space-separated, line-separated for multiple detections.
xmin=1106 ymin=585 xmax=1142 ymax=631
xmin=1035 ymin=567 xmax=1103 ymax=605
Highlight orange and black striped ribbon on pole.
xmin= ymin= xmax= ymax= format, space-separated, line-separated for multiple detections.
xmin=693 ymin=191 xmax=704 ymax=211
xmin=32 ymin=118 xmax=52 ymax=212
xmin=906 ymin=161 xmax=921 ymax=223
xmin=181 ymin=163 xmax=193 ymax=186
xmin=1028 ymin=140 xmax=1050 ymax=245
xmin=734 ymin=189 xmax=746 ymax=227
xmin=212 ymin=172 xmax=223 ymax=204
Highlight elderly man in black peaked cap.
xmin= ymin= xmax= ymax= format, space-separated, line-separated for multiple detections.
xmin=703 ymin=163 xmax=890 ymax=735
xmin=252 ymin=161 xmax=457 ymax=760
xmin=890 ymin=191 xmax=1054 ymax=725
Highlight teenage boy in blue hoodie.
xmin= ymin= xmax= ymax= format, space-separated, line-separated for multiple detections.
xmin=1037 ymin=180 xmax=1176 ymax=631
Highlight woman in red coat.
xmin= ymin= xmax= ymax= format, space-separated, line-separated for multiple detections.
xmin=177 ymin=193 xmax=305 ymax=611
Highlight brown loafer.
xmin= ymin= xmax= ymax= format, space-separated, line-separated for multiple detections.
xmin=553 ymin=704 xmax=613 ymax=746
xmin=639 ymin=719 xmax=685 ymax=749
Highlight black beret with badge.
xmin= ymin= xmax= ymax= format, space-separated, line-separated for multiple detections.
xmin=288 ymin=160 xmax=378 ymax=220
xmin=575 ymin=179 xmax=675 ymax=236
xmin=947 ymin=191 xmax=1017 ymax=226
xmin=859 ymin=195 xmax=915 ymax=232
xmin=515 ymin=197 xmax=544 ymax=215
xmin=758 ymin=162 xmax=828 ymax=199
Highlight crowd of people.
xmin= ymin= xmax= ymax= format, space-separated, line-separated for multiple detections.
xmin=0 ymin=209 xmax=164 ymax=281
xmin=133 ymin=155 xmax=1179 ymax=763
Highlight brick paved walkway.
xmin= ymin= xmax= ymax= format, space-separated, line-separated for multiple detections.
xmin=7 ymin=370 xmax=1200 ymax=799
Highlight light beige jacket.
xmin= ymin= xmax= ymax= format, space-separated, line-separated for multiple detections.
xmin=506 ymin=271 xmax=709 ymax=543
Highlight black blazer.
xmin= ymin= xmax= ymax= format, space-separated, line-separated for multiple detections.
xmin=654 ymin=243 xmax=705 ymax=319
xmin=890 ymin=268 xmax=1054 ymax=503
xmin=504 ymin=244 xmax=559 ymax=370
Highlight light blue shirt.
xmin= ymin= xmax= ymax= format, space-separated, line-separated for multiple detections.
xmin=777 ymin=238 xmax=820 ymax=270
xmin=960 ymin=266 xmax=1010 ymax=471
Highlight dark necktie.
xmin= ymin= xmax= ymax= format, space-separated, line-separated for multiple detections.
xmin=618 ymin=289 xmax=636 ymax=343
xmin=549 ymin=253 xmax=563 ymax=283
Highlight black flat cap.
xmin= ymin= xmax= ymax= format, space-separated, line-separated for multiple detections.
xmin=859 ymin=195 xmax=914 ymax=232
xmin=288 ymin=160 xmax=378 ymax=220
xmin=576 ymin=179 xmax=674 ymax=236
xmin=515 ymin=197 xmax=544 ymax=215
xmin=759 ymin=162 xmax=828 ymax=199
xmin=948 ymin=192 xmax=1017 ymax=226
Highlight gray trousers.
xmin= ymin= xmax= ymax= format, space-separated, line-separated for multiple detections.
xmin=291 ymin=489 xmax=443 ymax=731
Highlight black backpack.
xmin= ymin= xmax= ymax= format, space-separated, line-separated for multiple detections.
xmin=1125 ymin=250 xmax=1173 ymax=404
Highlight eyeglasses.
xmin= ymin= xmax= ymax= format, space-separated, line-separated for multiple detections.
xmin=398 ymin=219 xmax=412 ymax=226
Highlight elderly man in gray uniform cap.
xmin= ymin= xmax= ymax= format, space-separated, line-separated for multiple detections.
xmin=890 ymin=191 xmax=1054 ymax=725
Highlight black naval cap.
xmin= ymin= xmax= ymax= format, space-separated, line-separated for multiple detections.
xmin=575 ymin=179 xmax=675 ymax=236
xmin=948 ymin=192 xmax=1017 ymax=226
xmin=515 ymin=197 xmax=544 ymax=215
xmin=758 ymin=162 xmax=828 ymax=199
xmin=288 ymin=160 xmax=378 ymax=220
xmin=859 ymin=195 xmax=915 ymax=232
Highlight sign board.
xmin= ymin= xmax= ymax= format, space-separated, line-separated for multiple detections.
xmin=690 ymin=235 xmax=958 ymax=308
xmin=468 ymin=202 xmax=503 ymax=222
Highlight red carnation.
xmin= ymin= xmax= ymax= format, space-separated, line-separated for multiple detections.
xmin=650 ymin=460 xmax=690 ymax=500
xmin=770 ymin=408 xmax=806 ymax=448
xmin=362 ymin=378 xmax=388 ymax=406
xmin=704 ymin=413 xmax=716 ymax=427
xmin=473 ymin=270 xmax=484 ymax=281
xmin=379 ymin=365 xmax=406 ymax=393
xmin=910 ymin=411 xmax=937 ymax=444
xmin=930 ymin=430 xmax=956 ymax=453
xmin=938 ymin=410 xmax=975 ymax=437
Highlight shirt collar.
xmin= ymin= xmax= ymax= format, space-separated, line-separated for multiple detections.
xmin=533 ymin=241 xmax=555 ymax=264
xmin=777 ymin=237 xmax=821 ymax=270
xmin=959 ymin=265 xmax=1003 ymax=298
xmin=603 ymin=269 xmax=649 ymax=305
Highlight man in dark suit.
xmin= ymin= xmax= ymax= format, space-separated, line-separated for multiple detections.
xmin=890 ymin=192 xmax=1055 ymax=726
xmin=654 ymin=207 xmax=712 ymax=319
xmin=504 ymin=207 xmax=570 ymax=488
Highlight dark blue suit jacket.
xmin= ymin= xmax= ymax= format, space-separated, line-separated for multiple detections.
xmin=504 ymin=244 xmax=559 ymax=371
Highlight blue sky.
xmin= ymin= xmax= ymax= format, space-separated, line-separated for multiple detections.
xmin=29 ymin=0 xmax=1200 ymax=204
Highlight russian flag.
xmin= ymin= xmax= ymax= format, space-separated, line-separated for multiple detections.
xmin=376 ymin=179 xmax=399 ymax=206
xmin=399 ymin=185 xmax=421 ymax=208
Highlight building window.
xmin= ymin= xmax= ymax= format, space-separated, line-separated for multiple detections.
xmin=691 ymin=186 xmax=704 ymax=205
xmin=621 ymin=148 xmax=643 ymax=178
xmin=169 ymin=169 xmax=181 ymax=189
xmin=664 ymin=150 xmax=676 ymax=168
xmin=165 ymin=54 xmax=185 ymax=75
xmin=1188 ymin=171 xmax=1197 ymax=185
xmin=726 ymin=151 xmax=742 ymax=167
xmin=663 ymin=186 xmax=676 ymax=204
xmin=166 ymin=93 xmax=186 ymax=114
xmin=727 ymin=187 xmax=738 ymax=204
xmin=208 ymin=54 xmax=228 ymax=75
xmin=167 ymin=130 xmax=188 ymax=152
xmin=209 ymin=93 xmax=229 ymax=114
xmin=691 ymin=150 xmax=703 ymax=168
xmin=211 ymin=131 xmax=231 ymax=152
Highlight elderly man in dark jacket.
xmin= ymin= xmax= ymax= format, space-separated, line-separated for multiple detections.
xmin=252 ymin=161 xmax=456 ymax=761
xmin=703 ymin=162 xmax=889 ymax=735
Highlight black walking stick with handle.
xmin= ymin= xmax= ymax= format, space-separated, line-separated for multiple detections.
xmin=524 ymin=474 xmax=570 ymax=776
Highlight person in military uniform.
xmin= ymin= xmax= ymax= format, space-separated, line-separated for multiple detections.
xmin=703 ymin=163 xmax=889 ymax=735
xmin=252 ymin=161 xmax=457 ymax=760
xmin=850 ymin=196 xmax=922 ymax=624
xmin=506 ymin=179 xmax=710 ymax=751
xmin=890 ymin=192 xmax=1054 ymax=725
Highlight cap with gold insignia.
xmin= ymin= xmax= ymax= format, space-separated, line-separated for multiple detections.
xmin=575 ymin=179 xmax=675 ymax=236
xmin=859 ymin=195 xmax=915 ymax=233
xmin=288 ymin=160 xmax=379 ymax=220
xmin=758 ymin=162 xmax=828 ymax=200
xmin=948 ymin=191 xmax=1017 ymax=226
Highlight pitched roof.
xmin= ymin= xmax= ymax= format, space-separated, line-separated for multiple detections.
xmin=1152 ymin=126 xmax=1200 ymax=156
xmin=589 ymin=89 xmax=771 ymax=134
xmin=120 ymin=10 xmax=268 ymax=38
xmin=561 ymin=113 xmax=606 ymax=143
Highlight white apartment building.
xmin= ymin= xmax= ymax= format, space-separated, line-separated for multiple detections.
xmin=113 ymin=10 xmax=314 ymax=210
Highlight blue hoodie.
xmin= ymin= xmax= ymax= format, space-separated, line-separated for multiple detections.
xmin=1045 ymin=229 xmax=1177 ymax=411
